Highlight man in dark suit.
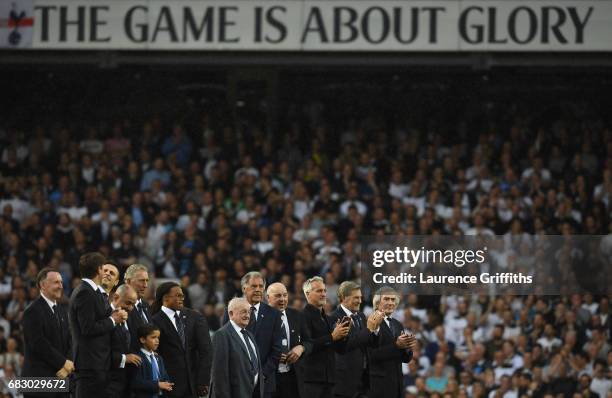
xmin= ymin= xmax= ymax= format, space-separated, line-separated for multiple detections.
xmin=266 ymin=282 xmax=312 ymax=398
xmin=222 ymin=271 xmax=283 ymax=398
xmin=69 ymin=252 xmax=128 ymax=398
xmin=108 ymin=284 xmax=143 ymax=398
xmin=124 ymin=263 xmax=152 ymax=352
xmin=22 ymin=267 xmax=73 ymax=398
xmin=210 ymin=297 xmax=264 ymax=398
xmin=367 ymin=287 xmax=416 ymax=398
xmin=329 ymin=281 xmax=384 ymax=398
xmin=300 ymin=276 xmax=351 ymax=398
xmin=151 ymin=281 xmax=212 ymax=398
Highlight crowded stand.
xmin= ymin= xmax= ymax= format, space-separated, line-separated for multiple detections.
xmin=0 ymin=71 xmax=611 ymax=397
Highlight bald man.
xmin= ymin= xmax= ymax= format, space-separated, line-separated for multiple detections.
xmin=266 ymin=283 xmax=311 ymax=398
xmin=108 ymin=284 xmax=142 ymax=398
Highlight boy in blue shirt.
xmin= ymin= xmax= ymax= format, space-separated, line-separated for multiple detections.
xmin=132 ymin=324 xmax=174 ymax=398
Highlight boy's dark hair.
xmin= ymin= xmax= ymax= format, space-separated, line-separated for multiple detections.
xmin=137 ymin=323 xmax=160 ymax=340
xmin=79 ymin=252 xmax=106 ymax=279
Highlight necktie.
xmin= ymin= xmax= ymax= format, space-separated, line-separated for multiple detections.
xmin=52 ymin=305 xmax=65 ymax=352
xmin=387 ymin=317 xmax=397 ymax=338
xmin=99 ymin=289 xmax=111 ymax=312
xmin=280 ymin=314 xmax=289 ymax=349
xmin=241 ymin=329 xmax=257 ymax=372
xmin=174 ymin=312 xmax=185 ymax=347
xmin=352 ymin=313 xmax=361 ymax=330
xmin=138 ymin=302 xmax=148 ymax=322
xmin=247 ymin=305 xmax=257 ymax=332
xmin=150 ymin=354 xmax=160 ymax=380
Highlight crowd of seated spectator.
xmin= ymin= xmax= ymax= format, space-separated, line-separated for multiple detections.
xmin=0 ymin=95 xmax=611 ymax=397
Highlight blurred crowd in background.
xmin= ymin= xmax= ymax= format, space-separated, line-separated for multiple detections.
xmin=0 ymin=85 xmax=611 ymax=397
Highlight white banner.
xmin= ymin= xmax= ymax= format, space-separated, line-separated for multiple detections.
xmin=4 ymin=0 xmax=612 ymax=51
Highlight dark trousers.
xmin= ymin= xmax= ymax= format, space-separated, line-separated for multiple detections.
xmin=301 ymin=382 xmax=333 ymax=398
xmin=75 ymin=370 xmax=107 ymax=398
xmin=272 ymin=369 xmax=300 ymax=398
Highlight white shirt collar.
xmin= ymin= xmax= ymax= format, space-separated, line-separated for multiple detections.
xmin=230 ymin=320 xmax=246 ymax=335
xmin=251 ymin=302 xmax=261 ymax=311
xmin=161 ymin=305 xmax=179 ymax=319
xmin=140 ymin=348 xmax=154 ymax=357
xmin=340 ymin=304 xmax=354 ymax=317
xmin=40 ymin=293 xmax=57 ymax=310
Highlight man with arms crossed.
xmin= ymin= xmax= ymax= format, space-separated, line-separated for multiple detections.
xmin=22 ymin=267 xmax=73 ymax=398
xmin=69 ymin=252 xmax=128 ymax=398
xmin=210 ymin=297 xmax=264 ymax=398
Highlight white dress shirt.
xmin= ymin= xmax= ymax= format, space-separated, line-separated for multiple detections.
xmin=230 ymin=320 xmax=258 ymax=385
xmin=161 ymin=306 xmax=181 ymax=332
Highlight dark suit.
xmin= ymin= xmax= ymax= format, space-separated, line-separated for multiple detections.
xmin=367 ymin=317 xmax=413 ymax=398
xmin=299 ymin=304 xmax=346 ymax=398
xmin=22 ymin=296 xmax=72 ymax=398
xmin=127 ymin=299 xmax=151 ymax=352
xmin=273 ymin=308 xmax=312 ymax=398
xmin=223 ymin=301 xmax=283 ymax=398
xmin=69 ymin=280 xmax=115 ymax=398
xmin=108 ymin=320 xmax=132 ymax=398
xmin=151 ymin=307 xmax=212 ymax=398
xmin=329 ymin=307 xmax=378 ymax=398
xmin=132 ymin=350 xmax=170 ymax=398
xmin=210 ymin=322 xmax=265 ymax=398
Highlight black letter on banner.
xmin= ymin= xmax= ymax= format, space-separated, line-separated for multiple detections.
xmin=393 ymin=7 xmax=418 ymax=44
xmin=265 ymin=6 xmax=287 ymax=43
xmin=487 ymin=7 xmax=507 ymax=43
xmin=508 ymin=7 xmax=537 ymax=44
xmin=542 ymin=7 xmax=567 ymax=44
xmin=184 ymin=7 xmax=214 ymax=42
xmin=333 ymin=7 xmax=358 ymax=43
xmin=125 ymin=6 xmax=148 ymax=43
xmin=152 ymin=7 xmax=178 ymax=42
xmin=59 ymin=6 xmax=86 ymax=42
xmin=459 ymin=6 xmax=484 ymax=44
xmin=254 ymin=7 xmax=263 ymax=42
xmin=301 ymin=7 xmax=328 ymax=43
xmin=422 ymin=7 xmax=444 ymax=43
xmin=219 ymin=7 xmax=239 ymax=43
xmin=568 ymin=7 xmax=593 ymax=44
xmin=34 ymin=6 xmax=56 ymax=42
xmin=90 ymin=6 xmax=110 ymax=42
xmin=362 ymin=7 xmax=390 ymax=44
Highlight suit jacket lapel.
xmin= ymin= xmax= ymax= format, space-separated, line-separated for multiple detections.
xmin=381 ymin=319 xmax=394 ymax=341
xmin=160 ymin=311 xmax=184 ymax=350
xmin=228 ymin=324 xmax=251 ymax=364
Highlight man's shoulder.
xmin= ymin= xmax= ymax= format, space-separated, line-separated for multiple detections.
xmin=23 ymin=297 xmax=45 ymax=316
xmin=259 ymin=302 xmax=281 ymax=320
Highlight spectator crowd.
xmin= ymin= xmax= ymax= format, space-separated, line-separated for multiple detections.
xmin=0 ymin=94 xmax=611 ymax=397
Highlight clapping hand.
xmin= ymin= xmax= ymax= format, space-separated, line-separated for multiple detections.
xmin=367 ymin=310 xmax=384 ymax=332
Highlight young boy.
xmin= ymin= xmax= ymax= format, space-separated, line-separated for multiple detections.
xmin=132 ymin=324 xmax=174 ymax=398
